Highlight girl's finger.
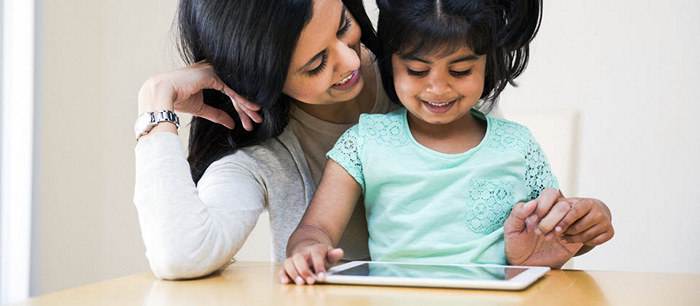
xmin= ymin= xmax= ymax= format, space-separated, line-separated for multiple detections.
xmin=504 ymin=200 xmax=537 ymax=234
xmin=537 ymin=200 xmax=571 ymax=235
xmin=283 ymin=259 xmax=304 ymax=285
xmin=278 ymin=268 xmax=291 ymax=284
xmin=310 ymin=251 xmax=327 ymax=282
xmin=326 ymin=248 xmax=345 ymax=267
xmin=292 ymin=254 xmax=314 ymax=285
xmin=534 ymin=188 xmax=561 ymax=218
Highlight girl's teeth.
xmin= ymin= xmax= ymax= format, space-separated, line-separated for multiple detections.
xmin=426 ymin=101 xmax=451 ymax=106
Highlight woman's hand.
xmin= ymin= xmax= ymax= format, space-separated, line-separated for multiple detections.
xmin=279 ymin=243 xmax=344 ymax=285
xmin=504 ymin=188 xmax=583 ymax=268
xmin=138 ymin=61 xmax=262 ymax=131
xmin=555 ymin=197 xmax=614 ymax=255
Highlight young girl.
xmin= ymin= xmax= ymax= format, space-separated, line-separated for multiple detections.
xmin=280 ymin=0 xmax=613 ymax=285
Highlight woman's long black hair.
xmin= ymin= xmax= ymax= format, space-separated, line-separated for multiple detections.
xmin=177 ymin=0 xmax=378 ymax=183
xmin=375 ymin=0 xmax=542 ymax=111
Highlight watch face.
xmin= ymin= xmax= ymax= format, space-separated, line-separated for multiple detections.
xmin=134 ymin=112 xmax=154 ymax=136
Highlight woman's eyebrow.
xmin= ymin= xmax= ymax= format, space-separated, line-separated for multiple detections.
xmin=296 ymin=7 xmax=346 ymax=73
xmin=298 ymin=50 xmax=326 ymax=73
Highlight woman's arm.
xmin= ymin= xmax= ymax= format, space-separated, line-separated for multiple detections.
xmin=281 ymin=159 xmax=362 ymax=285
xmin=134 ymin=134 xmax=266 ymax=279
xmin=134 ymin=62 xmax=269 ymax=279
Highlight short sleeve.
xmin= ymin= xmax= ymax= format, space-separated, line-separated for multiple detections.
xmin=326 ymin=124 xmax=365 ymax=190
xmin=524 ymin=133 xmax=559 ymax=200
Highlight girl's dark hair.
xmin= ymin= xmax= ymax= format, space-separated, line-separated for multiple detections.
xmin=177 ymin=0 xmax=378 ymax=183
xmin=376 ymin=0 xmax=542 ymax=111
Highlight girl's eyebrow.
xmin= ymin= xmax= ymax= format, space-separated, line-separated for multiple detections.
xmin=296 ymin=7 xmax=347 ymax=73
xmin=401 ymin=54 xmax=479 ymax=64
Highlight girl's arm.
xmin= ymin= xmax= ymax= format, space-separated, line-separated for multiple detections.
xmin=281 ymin=159 xmax=362 ymax=285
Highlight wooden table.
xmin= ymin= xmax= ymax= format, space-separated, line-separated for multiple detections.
xmin=12 ymin=261 xmax=700 ymax=305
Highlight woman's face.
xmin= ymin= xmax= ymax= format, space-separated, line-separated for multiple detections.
xmin=283 ymin=0 xmax=364 ymax=105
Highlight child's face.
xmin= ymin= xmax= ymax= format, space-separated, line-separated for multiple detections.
xmin=391 ymin=45 xmax=486 ymax=125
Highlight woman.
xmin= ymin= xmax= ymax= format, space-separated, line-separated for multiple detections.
xmin=135 ymin=0 xmax=613 ymax=280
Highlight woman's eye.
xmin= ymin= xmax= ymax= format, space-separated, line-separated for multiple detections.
xmin=450 ymin=69 xmax=472 ymax=77
xmin=337 ymin=14 xmax=352 ymax=36
xmin=307 ymin=55 xmax=327 ymax=76
xmin=407 ymin=68 xmax=429 ymax=77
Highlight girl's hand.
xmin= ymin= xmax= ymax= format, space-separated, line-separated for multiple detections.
xmin=555 ymin=197 xmax=614 ymax=253
xmin=504 ymin=188 xmax=583 ymax=268
xmin=279 ymin=244 xmax=344 ymax=285
xmin=138 ymin=61 xmax=262 ymax=131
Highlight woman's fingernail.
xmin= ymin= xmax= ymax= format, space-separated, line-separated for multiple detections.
xmin=306 ymin=277 xmax=314 ymax=284
xmin=295 ymin=276 xmax=304 ymax=285
xmin=555 ymin=226 xmax=562 ymax=232
xmin=318 ymin=272 xmax=325 ymax=280
xmin=280 ymin=276 xmax=288 ymax=284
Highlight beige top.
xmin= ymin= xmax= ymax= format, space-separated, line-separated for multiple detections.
xmin=288 ymin=62 xmax=397 ymax=260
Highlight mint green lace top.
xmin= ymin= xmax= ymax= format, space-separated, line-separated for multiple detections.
xmin=326 ymin=108 xmax=558 ymax=264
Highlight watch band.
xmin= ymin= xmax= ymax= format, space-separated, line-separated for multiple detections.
xmin=134 ymin=110 xmax=180 ymax=140
xmin=152 ymin=110 xmax=180 ymax=129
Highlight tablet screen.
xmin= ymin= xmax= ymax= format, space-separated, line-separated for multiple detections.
xmin=333 ymin=262 xmax=527 ymax=281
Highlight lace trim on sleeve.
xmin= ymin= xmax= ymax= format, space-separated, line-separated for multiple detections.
xmin=327 ymin=125 xmax=365 ymax=190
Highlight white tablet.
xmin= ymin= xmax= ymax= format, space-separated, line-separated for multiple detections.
xmin=321 ymin=261 xmax=550 ymax=290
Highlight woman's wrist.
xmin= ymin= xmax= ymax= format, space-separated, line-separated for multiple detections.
xmin=138 ymin=76 xmax=176 ymax=114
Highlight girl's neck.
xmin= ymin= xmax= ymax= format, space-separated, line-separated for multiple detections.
xmin=292 ymin=49 xmax=377 ymax=124
xmin=407 ymin=111 xmax=487 ymax=154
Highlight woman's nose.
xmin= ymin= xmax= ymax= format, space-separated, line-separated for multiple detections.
xmin=332 ymin=40 xmax=360 ymax=76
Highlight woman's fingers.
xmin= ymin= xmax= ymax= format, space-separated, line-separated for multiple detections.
xmin=563 ymin=223 xmax=614 ymax=246
xmin=194 ymin=103 xmax=236 ymax=130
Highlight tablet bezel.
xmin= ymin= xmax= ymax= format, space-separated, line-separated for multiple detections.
xmin=321 ymin=261 xmax=550 ymax=290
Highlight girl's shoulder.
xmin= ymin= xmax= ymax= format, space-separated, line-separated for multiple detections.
xmin=357 ymin=108 xmax=407 ymax=134
xmin=353 ymin=108 xmax=410 ymax=147
xmin=481 ymin=112 xmax=538 ymax=154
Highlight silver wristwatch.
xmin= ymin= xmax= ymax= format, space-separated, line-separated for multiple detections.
xmin=134 ymin=110 xmax=180 ymax=139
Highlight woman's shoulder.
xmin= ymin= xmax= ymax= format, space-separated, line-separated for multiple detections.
xmin=210 ymin=125 xmax=304 ymax=174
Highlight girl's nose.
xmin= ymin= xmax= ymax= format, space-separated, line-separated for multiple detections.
xmin=333 ymin=40 xmax=360 ymax=77
xmin=426 ymin=72 xmax=450 ymax=96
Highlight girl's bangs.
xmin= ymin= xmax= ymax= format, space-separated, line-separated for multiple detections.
xmin=396 ymin=16 xmax=491 ymax=59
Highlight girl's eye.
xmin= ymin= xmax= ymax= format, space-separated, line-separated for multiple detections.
xmin=307 ymin=54 xmax=327 ymax=76
xmin=407 ymin=68 xmax=429 ymax=77
xmin=451 ymin=69 xmax=472 ymax=77
xmin=337 ymin=14 xmax=352 ymax=36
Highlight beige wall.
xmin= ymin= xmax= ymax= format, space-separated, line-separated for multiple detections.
xmin=34 ymin=0 xmax=700 ymax=297
xmin=37 ymin=0 xmax=178 ymax=295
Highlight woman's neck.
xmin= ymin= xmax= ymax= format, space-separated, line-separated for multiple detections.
xmin=407 ymin=111 xmax=487 ymax=154
xmin=292 ymin=49 xmax=377 ymax=124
